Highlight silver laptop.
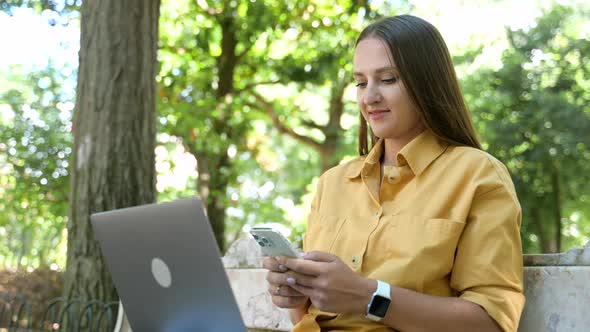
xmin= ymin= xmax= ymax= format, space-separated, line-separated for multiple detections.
xmin=91 ymin=198 xmax=246 ymax=332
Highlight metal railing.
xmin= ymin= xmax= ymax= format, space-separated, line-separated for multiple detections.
xmin=0 ymin=292 xmax=32 ymax=330
xmin=1 ymin=293 xmax=117 ymax=331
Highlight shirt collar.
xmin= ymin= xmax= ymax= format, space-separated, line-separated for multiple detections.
xmin=344 ymin=130 xmax=449 ymax=179
xmin=344 ymin=139 xmax=383 ymax=179
xmin=400 ymin=129 xmax=449 ymax=175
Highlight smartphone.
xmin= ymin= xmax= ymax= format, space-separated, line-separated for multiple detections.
xmin=249 ymin=227 xmax=300 ymax=258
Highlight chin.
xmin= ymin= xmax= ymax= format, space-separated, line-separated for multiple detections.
xmin=370 ymin=127 xmax=396 ymax=139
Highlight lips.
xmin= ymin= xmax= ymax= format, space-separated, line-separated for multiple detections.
xmin=368 ymin=109 xmax=389 ymax=121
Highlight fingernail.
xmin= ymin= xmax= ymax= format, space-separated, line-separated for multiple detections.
xmin=278 ymin=264 xmax=288 ymax=272
xmin=286 ymin=277 xmax=296 ymax=285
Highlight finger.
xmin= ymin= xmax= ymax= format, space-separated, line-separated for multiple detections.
xmin=266 ymin=271 xmax=297 ymax=286
xmin=267 ymin=269 xmax=316 ymax=286
xmin=302 ymin=251 xmax=337 ymax=263
xmin=262 ymin=257 xmax=289 ymax=272
xmin=276 ymin=256 xmax=323 ymax=276
xmin=261 ymin=257 xmax=280 ymax=271
xmin=281 ymin=285 xmax=305 ymax=297
xmin=271 ymin=295 xmax=308 ymax=309
xmin=290 ymin=283 xmax=314 ymax=297
xmin=262 ymin=256 xmax=276 ymax=270
xmin=268 ymin=284 xmax=283 ymax=296
xmin=267 ymin=284 xmax=304 ymax=297
xmin=288 ymin=273 xmax=316 ymax=288
xmin=282 ymin=269 xmax=317 ymax=287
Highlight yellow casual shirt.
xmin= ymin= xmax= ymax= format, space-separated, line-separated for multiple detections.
xmin=293 ymin=130 xmax=525 ymax=332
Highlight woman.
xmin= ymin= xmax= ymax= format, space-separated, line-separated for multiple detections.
xmin=263 ymin=15 xmax=525 ymax=332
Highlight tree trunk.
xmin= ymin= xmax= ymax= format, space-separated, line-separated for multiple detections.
xmin=319 ymin=143 xmax=338 ymax=173
xmin=551 ymin=161 xmax=562 ymax=253
xmin=195 ymin=152 xmax=229 ymax=251
xmin=185 ymin=9 xmax=238 ymax=252
xmin=65 ymin=0 xmax=160 ymax=303
xmin=217 ymin=16 xmax=237 ymax=98
xmin=317 ymin=81 xmax=347 ymax=173
xmin=531 ymin=207 xmax=550 ymax=253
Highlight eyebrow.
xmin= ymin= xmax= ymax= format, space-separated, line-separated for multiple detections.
xmin=353 ymin=66 xmax=398 ymax=77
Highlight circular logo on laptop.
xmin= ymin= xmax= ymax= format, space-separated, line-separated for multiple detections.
xmin=151 ymin=257 xmax=172 ymax=288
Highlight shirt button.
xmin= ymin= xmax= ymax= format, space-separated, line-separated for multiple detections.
xmin=351 ymin=256 xmax=360 ymax=266
xmin=385 ymin=167 xmax=402 ymax=184
xmin=373 ymin=211 xmax=381 ymax=223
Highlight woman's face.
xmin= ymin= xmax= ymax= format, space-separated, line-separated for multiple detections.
xmin=353 ymin=38 xmax=425 ymax=141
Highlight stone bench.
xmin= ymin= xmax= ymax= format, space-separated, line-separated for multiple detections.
xmin=116 ymin=238 xmax=590 ymax=332
xmin=519 ymin=242 xmax=590 ymax=331
xmin=224 ymin=238 xmax=590 ymax=332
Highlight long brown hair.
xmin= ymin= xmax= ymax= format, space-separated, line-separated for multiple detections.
xmin=356 ymin=15 xmax=481 ymax=155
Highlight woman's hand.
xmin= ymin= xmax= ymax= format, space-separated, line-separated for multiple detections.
xmin=262 ymin=256 xmax=309 ymax=309
xmin=276 ymin=251 xmax=376 ymax=315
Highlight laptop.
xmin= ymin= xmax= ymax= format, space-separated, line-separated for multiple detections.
xmin=91 ymin=198 xmax=246 ymax=332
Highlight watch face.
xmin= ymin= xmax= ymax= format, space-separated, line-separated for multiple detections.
xmin=369 ymin=295 xmax=391 ymax=317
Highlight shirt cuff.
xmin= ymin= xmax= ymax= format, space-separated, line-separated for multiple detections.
xmin=460 ymin=287 xmax=525 ymax=332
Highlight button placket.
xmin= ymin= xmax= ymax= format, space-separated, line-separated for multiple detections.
xmin=374 ymin=209 xmax=383 ymax=221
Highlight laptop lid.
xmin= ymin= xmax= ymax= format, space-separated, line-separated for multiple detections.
xmin=91 ymin=198 xmax=246 ymax=332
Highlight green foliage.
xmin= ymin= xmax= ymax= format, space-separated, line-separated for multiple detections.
xmin=463 ymin=4 xmax=590 ymax=253
xmin=0 ymin=64 xmax=72 ymax=269
xmin=0 ymin=0 xmax=79 ymax=15
xmin=2 ymin=0 xmax=590 ymax=268
xmin=0 ymin=0 xmax=79 ymax=27
xmin=156 ymin=0 xmax=411 ymax=247
xmin=157 ymin=0 xmax=300 ymax=240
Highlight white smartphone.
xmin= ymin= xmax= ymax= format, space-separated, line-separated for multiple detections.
xmin=249 ymin=227 xmax=300 ymax=258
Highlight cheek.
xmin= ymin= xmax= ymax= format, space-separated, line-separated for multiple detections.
xmin=357 ymin=103 xmax=369 ymax=122
xmin=356 ymin=90 xmax=363 ymax=106
xmin=389 ymin=90 xmax=414 ymax=115
xmin=357 ymin=93 xmax=367 ymax=112
xmin=387 ymin=89 xmax=404 ymax=104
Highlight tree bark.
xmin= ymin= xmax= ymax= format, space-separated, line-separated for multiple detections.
xmin=65 ymin=0 xmax=160 ymax=303
xmin=551 ymin=160 xmax=562 ymax=253
xmin=320 ymin=81 xmax=347 ymax=173
xmin=531 ymin=207 xmax=549 ymax=253
xmin=217 ymin=15 xmax=237 ymax=98
xmin=184 ymin=7 xmax=238 ymax=252
xmin=194 ymin=151 xmax=229 ymax=251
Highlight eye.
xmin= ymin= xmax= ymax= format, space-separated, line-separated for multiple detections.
xmin=382 ymin=77 xmax=398 ymax=84
xmin=355 ymin=82 xmax=367 ymax=88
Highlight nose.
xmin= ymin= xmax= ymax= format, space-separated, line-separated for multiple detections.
xmin=363 ymin=85 xmax=382 ymax=105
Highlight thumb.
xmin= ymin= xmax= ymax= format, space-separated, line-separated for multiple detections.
xmin=302 ymin=251 xmax=337 ymax=263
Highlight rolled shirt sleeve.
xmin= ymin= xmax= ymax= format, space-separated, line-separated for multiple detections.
xmin=450 ymin=185 xmax=526 ymax=332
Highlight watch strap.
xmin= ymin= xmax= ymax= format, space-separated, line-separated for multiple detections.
xmin=365 ymin=280 xmax=391 ymax=321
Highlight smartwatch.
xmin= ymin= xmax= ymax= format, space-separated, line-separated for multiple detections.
xmin=365 ymin=280 xmax=391 ymax=321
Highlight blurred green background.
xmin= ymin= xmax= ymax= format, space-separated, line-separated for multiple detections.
xmin=1 ymin=0 xmax=589 ymax=276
